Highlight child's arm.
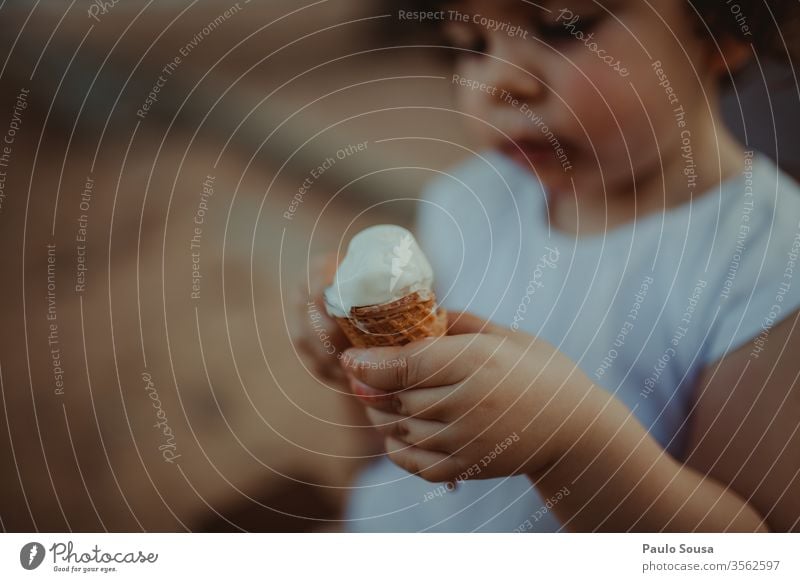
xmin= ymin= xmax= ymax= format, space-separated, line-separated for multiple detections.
xmin=533 ymin=311 xmax=800 ymax=532
xmin=531 ymin=393 xmax=769 ymax=531
xmin=343 ymin=311 xmax=798 ymax=532
xmin=684 ymin=310 xmax=800 ymax=531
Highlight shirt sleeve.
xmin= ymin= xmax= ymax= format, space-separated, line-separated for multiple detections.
xmin=704 ymin=187 xmax=800 ymax=364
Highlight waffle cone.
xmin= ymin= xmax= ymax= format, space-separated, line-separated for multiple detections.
xmin=333 ymin=291 xmax=447 ymax=348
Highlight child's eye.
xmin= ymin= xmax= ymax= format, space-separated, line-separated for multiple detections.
xmin=441 ymin=21 xmax=487 ymax=54
xmin=536 ymin=15 xmax=603 ymax=43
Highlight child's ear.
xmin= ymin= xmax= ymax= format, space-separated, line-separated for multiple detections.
xmin=707 ymin=37 xmax=752 ymax=78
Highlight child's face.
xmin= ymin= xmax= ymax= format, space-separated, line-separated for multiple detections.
xmin=442 ymin=0 xmax=715 ymax=196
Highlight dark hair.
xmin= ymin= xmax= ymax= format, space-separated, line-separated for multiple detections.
xmin=394 ymin=0 xmax=800 ymax=65
xmin=690 ymin=0 xmax=800 ymax=64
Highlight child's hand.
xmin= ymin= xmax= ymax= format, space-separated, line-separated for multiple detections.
xmin=291 ymin=253 xmax=350 ymax=382
xmin=341 ymin=313 xmax=601 ymax=483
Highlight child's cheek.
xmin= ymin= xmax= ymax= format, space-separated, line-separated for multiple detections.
xmin=557 ymin=66 xmax=624 ymax=144
xmin=561 ymin=62 xmax=654 ymax=154
xmin=454 ymin=63 xmax=496 ymax=142
xmin=551 ymin=68 xmax=651 ymax=191
xmin=455 ymin=86 xmax=483 ymax=125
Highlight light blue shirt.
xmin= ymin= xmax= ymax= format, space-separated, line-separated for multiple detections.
xmin=345 ymin=151 xmax=800 ymax=532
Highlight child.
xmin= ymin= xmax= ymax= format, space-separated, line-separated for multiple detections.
xmin=299 ymin=0 xmax=800 ymax=531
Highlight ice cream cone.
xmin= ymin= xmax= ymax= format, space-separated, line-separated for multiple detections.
xmin=332 ymin=291 xmax=447 ymax=348
xmin=324 ymin=225 xmax=445 ymax=348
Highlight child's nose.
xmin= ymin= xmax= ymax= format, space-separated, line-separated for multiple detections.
xmin=481 ymin=35 xmax=546 ymax=104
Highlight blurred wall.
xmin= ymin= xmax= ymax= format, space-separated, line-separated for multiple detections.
xmin=0 ymin=0 xmax=465 ymax=532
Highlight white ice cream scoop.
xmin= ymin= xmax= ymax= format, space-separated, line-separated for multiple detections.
xmin=324 ymin=225 xmax=434 ymax=318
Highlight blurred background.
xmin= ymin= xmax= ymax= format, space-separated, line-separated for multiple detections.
xmin=0 ymin=0 xmax=796 ymax=532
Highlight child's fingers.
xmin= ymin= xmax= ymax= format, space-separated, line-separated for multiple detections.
xmin=384 ymin=437 xmax=464 ymax=483
xmin=294 ymin=337 xmax=344 ymax=381
xmin=447 ymin=310 xmax=511 ymax=337
xmin=348 ymin=376 xmax=460 ymax=420
xmin=341 ymin=334 xmax=487 ymax=390
xmin=364 ymin=408 xmax=452 ymax=452
xmin=290 ymin=264 xmax=352 ymax=380
xmin=308 ymin=252 xmax=338 ymax=296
